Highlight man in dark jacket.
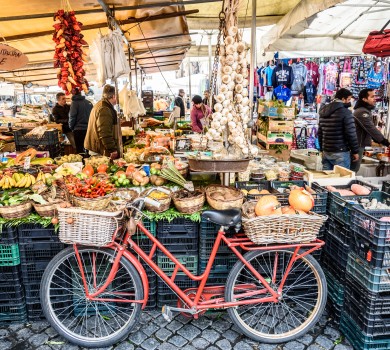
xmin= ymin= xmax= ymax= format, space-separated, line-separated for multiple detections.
xmin=318 ymin=88 xmax=359 ymax=170
xmin=84 ymin=85 xmax=121 ymax=159
xmin=52 ymin=92 xmax=76 ymax=149
xmin=69 ymin=89 xmax=93 ymax=154
xmin=174 ymin=89 xmax=186 ymax=117
xmin=352 ymin=88 xmax=390 ymax=172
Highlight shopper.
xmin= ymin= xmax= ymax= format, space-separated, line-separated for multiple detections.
xmin=69 ymin=89 xmax=93 ymax=154
xmin=52 ymin=92 xmax=76 ymax=150
xmin=318 ymin=88 xmax=359 ymax=170
xmin=84 ymin=85 xmax=121 ymax=159
xmin=174 ymin=89 xmax=186 ymax=117
xmin=351 ymin=88 xmax=390 ymax=172
xmin=203 ymin=90 xmax=210 ymax=105
xmin=190 ymin=95 xmax=211 ymax=133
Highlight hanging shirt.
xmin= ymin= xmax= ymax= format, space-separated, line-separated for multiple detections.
xmin=273 ymin=85 xmax=292 ymax=102
xmin=303 ymin=82 xmax=317 ymax=104
xmin=318 ymin=63 xmax=326 ymax=95
xmin=305 ymin=62 xmax=319 ymax=87
xmin=324 ymin=62 xmax=338 ymax=95
xmin=367 ymin=62 xmax=385 ymax=89
xmin=291 ymin=63 xmax=308 ymax=94
xmin=264 ymin=65 xmax=275 ymax=86
xmin=271 ymin=64 xmax=294 ymax=88
xmin=257 ymin=67 xmax=265 ymax=86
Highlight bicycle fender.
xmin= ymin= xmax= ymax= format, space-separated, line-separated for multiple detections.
xmin=107 ymin=247 xmax=149 ymax=309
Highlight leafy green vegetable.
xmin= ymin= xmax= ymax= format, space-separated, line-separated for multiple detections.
xmin=29 ymin=194 xmax=48 ymax=205
xmin=0 ymin=214 xmax=58 ymax=234
xmin=144 ymin=206 xmax=210 ymax=222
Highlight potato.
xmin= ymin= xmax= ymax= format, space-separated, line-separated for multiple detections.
xmin=248 ymin=189 xmax=261 ymax=195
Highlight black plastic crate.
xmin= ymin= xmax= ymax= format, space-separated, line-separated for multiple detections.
xmin=157 ymin=275 xmax=197 ymax=307
xmin=26 ymin=301 xmax=44 ymax=321
xmin=325 ymin=271 xmax=345 ymax=306
xmin=156 ymin=218 xmax=199 ymax=236
xmin=157 ymin=255 xmax=198 ymax=276
xmin=199 ymin=255 xmax=236 ymax=274
xmin=325 ymin=218 xmax=352 ymax=245
xmin=18 ymin=241 xmax=65 ymax=263
xmin=345 ymin=277 xmax=390 ymax=317
xmin=234 ymin=181 xmax=271 ymax=200
xmin=327 ymin=299 xmax=343 ymax=325
xmin=199 ymin=236 xmax=231 ymax=258
xmin=323 ymin=230 xmax=350 ymax=269
xmin=0 ymin=227 xmax=17 ymax=244
xmin=271 ymin=180 xmax=328 ymax=214
xmin=205 ymin=273 xmax=228 ymax=286
xmin=0 ymin=283 xmax=24 ymax=301
xmin=0 ymin=265 xmax=21 ymax=283
xmin=346 ymin=252 xmax=390 ymax=293
xmin=329 ymin=191 xmax=390 ymax=226
xmin=351 ymin=207 xmax=390 ymax=268
xmin=14 ymin=128 xmax=59 ymax=147
xmin=343 ymin=297 xmax=390 ymax=338
xmin=322 ymin=252 xmax=347 ymax=282
xmin=0 ymin=301 xmax=27 ymax=324
xmin=340 ymin=313 xmax=390 ymax=350
xmin=200 ymin=218 xmax=244 ymax=238
xmin=21 ymin=261 xmax=50 ymax=284
xmin=23 ymin=283 xmax=41 ymax=303
xmin=16 ymin=142 xmax=62 ymax=157
xmin=17 ymin=224 xmax=58 ymax=242
xmin=350 ymin=231 xmax=390 ymax=269
xmin=157 ymin=237 xmax=198 ymax=256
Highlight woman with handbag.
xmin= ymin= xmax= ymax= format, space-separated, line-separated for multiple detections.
xmin=190 ymin=95 xmax=212 ymax=133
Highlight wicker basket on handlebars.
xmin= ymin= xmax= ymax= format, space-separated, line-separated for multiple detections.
xmin=243 ymin=212 xmax=327 ymax=245
xmin=58 ymin=207 xmax=124 ymax=246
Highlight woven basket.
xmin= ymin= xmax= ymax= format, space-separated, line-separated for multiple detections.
xmin=58 ymin=207 xmax=124 ymax=246
xmin=173 ymin=189 xmax=205 ymax=214
xmin=206 ymin=185 xmax=243 ymax=210
xmin=33 ymin=200 xmax=63 ymax=217
xmin=141 ymin=188 xmax=172 ymax=213
xmin=0 ymin=201 xmax=32 ymax=219
xmin=242 ymin=200 xmax=257 ymax=219
xmin=243 ymin=212 xmax=327 ymax=245
xmin=71 ymin=194 xmax=112 ymax=211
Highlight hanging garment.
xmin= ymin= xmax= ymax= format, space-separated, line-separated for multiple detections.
xmin=264 ymin=64 xmax=276 ymax=86
xmin=367 ymin=61 xmax=385 ymax=89
xmin=339 ymin=58 xmax=352 ymax=88
xmin=305 ymin=61 xmax=319 ymax=87
xmin=271 ymin=63 xmax=294 ymax=88
xmin=318 ymin=63 xmax=326 ymax=95
xmin=324 ymin=61 xmax=338 ymax=95
xmin=291 ymin=62 xmax=308 ymax=94
xmin=303 ymin=82 xmax=317 ymax=104
xmin=273 ymin=85 xmax=292 ymax=102
xmin=90 ymin=33 xmax=106 ymax=87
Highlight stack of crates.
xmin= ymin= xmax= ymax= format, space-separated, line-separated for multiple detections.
xmin=0 ymin=227 xmax=26 ymax=324
xmin=131 ymin=219 xmax=157 ymax=309
xmin=18 ymin=224 xmax=65 ymax=320
xmin=199 ymin=218 xmax=238 ymax=286
xmin=14 ymin=129 xmax=62 ymax=158
xmin=340 ymin=204 xmax=390 ymax=350
xmin=156 ymin=218 xmax=198 ymax=308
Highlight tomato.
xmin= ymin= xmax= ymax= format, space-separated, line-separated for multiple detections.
xmin=82 ymin=164 xmax=94 ymax=177
xmin=125 ymin=165 xmax=135 ymax=177
xmin=97 ymin=164 xmax=108 ymax=173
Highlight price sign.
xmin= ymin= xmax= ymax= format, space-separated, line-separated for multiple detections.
xmin=24 ymin=156 xmax=31 ymax=170
xmin=0 ymin=43 xmax=29 ymax=71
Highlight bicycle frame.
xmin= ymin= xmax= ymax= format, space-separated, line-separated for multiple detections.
xmin=73 ymin=221 xmax=324 ymax=313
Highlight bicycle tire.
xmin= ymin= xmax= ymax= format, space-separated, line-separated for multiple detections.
xmin=225 ymin=248 xmax=327 ymax=343
xmin=40 ymin=246 xmax=143 ymax=348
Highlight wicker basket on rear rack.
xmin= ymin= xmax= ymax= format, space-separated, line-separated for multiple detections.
xmin=58 ymin=207 xmax=124 ymax=246
xmin=243 ymin=209 xmax=327 ymax=245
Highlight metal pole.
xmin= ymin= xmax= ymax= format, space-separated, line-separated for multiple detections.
xmin=188 ymin=57 xmax=192 ymax=116
xmin=135 ymin=61 xmax=139 ymax=94
xmin=208 ymin=32 xmax=213 ymax=92
xmin=23 ymin=84 xmax=26 ymax=104
xmin=114 ymin=79 xmax=120 ymax=113
xmin=128 ymin=46 xmax=133 ymax=90
xmin=249 ymin=0 xmax=256 ymax=120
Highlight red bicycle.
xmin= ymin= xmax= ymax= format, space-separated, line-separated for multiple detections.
xmin=40 ymin=188 xmax=327 ymax=348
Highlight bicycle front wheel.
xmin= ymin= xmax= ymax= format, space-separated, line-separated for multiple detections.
xmin=225 ymin=249 xmax=327 ymax=343
xmin=40 ymin=246 xmax=143 ymax=348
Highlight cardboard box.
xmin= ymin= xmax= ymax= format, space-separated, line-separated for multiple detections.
xmin=257 ymin=132 xmax=293 ymax=145
xmin=304 ymin=165 xmax=355 ymax=185
xmin=260 ymin=106 xmax=279 ymax=117
xmin=267 ymin=149 xmax=291 ymax=161
xmin=281 ymin=107 xmax=296 ymax=119
xmin=268 ymin=120 xmax=294 ymax=133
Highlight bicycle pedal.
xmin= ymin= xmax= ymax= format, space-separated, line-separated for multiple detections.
xmin=162 ymin=305 xmax=173 ymax=322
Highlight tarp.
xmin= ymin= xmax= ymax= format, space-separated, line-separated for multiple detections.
xmin=259 ymin=0 xmax=390 ymax=60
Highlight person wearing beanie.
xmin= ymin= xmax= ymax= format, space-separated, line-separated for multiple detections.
xmin=190 ymin=95 xmax=211 ymax=133
xmin=351 ymin=88 xmax=390 ymax=172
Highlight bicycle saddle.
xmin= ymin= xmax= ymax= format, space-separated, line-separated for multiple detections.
xmin=202 ymin=209 xmax=241 ymax=227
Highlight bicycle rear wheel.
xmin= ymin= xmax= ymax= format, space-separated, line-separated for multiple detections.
xmin=225 ymin=249 xmax=327 ymax=343
xmin=40 ymin=246 xmax=143 ymax=348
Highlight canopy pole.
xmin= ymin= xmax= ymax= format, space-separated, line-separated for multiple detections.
xmin=208 ymin=32 xmax=213 ymax=92
xmin=22 ymin=84 xmax=26 ymax=104
xmin=128 ymin=46 xmax=133 ymax=90
xmin=135 ymin=62 xmax=139 ymax=94
xmin=188 ymin=57 xmax=192 ymax=109
xmin=249 ymin=0 xmax=256 ymax=126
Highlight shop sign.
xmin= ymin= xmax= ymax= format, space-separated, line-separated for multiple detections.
xmin=0 ymin=44 xmax=29 ymax=71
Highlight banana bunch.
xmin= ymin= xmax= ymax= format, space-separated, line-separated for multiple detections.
xmin=13 ymin=173 xmax=37 ymax=188
xmin=0 ymin=175 xmax=17 ymax=189
xmin=36 ymin=172 xmax=48 ymax=184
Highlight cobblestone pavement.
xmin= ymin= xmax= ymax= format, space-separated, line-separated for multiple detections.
xmin=0 ymin=308 xmax=353 ymax=350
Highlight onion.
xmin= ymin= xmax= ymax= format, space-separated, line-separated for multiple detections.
xmin=66 ymin=217 xmax=74 ymax=224
xmin=281 ymin=206 xmax=297 ymax=215
xmin=288 ymin=189 xmax=314 ymax=213
xmin=51 ymin=217 xmax=59 ymax=225
xmin=255 ymin=195 xmax=282 ymax=216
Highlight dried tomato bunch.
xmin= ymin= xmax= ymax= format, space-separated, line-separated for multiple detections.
xmin=53 ymin=9 xmax=89 ymax=95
